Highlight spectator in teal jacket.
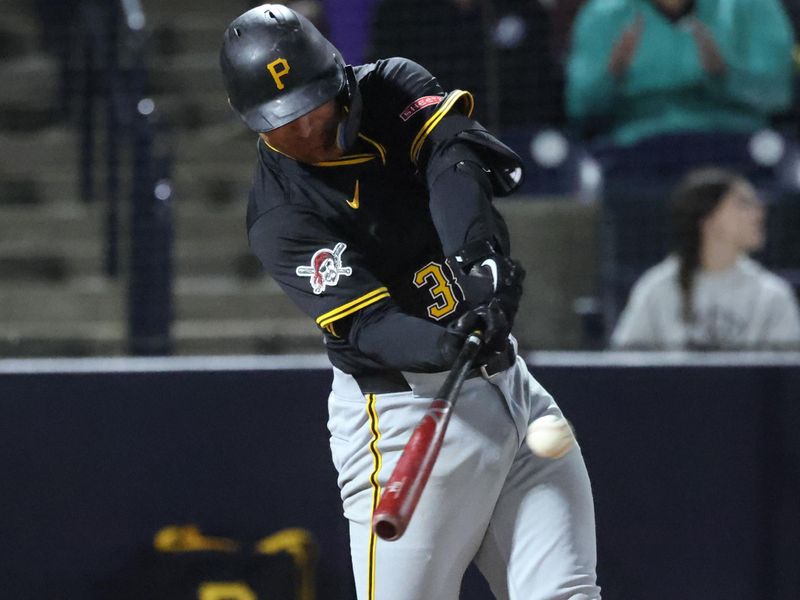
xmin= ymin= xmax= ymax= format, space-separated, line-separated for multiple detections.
xmin=566 ymin=0 xmax=795 ymax=146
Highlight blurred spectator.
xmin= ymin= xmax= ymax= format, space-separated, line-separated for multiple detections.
xmin=368 ymin=0 xmax=562 ymax=129
xmin=611 ymin=168 xmax=800 ymax=350
xmin=566 ymin=0 xmax=795 ymax=146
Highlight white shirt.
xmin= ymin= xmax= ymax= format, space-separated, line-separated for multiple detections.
xmin=611 ymin=255 xmax=800 ymax=350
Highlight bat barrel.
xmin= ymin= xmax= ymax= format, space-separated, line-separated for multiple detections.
xmin=370 ymin=332 xmax=483 ymax=542
xmin=372 ymin=406 xmax=447 ymax=540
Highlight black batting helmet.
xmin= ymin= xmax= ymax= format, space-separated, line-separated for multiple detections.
xmin=220 ymin=4 xmax=346 ymax=133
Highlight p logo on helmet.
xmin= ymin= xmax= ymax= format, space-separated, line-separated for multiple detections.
xmin=266 ymin=58 xmax=290 ymax=90
xmin=220 ymin=3 xmax=361 ymax=147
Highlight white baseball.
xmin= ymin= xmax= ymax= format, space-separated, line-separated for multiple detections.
xmin=526 ymin=414 xmax=575 ymax=458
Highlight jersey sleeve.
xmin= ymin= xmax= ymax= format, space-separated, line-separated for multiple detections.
xmin=361 ymin=58 xmax=475 ymax=167
xmin=248 ymin=203 xmax=390 ymax=335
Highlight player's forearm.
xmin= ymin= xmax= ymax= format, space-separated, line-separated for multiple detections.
xmin=428 ymin=157 xmax=498 ymax=256
xmin=349 ymin=303 xmax=450 ymax=372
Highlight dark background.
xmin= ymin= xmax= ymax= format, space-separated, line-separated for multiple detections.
xmin=2 ymin=360 xmax=799 ymax=599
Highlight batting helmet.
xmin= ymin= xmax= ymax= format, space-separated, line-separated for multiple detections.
xmin=220 ymin=4 xmax=353 ymax=134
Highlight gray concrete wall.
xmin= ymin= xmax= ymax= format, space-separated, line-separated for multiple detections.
xmin=497 ymin=197 xmax=600 ymax=351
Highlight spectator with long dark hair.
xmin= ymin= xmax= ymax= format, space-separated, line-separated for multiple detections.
xmin=611 ymin=168 xmax=800 ymax=350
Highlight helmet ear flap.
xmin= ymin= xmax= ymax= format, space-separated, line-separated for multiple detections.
xmin=336 ymin=65 xmax=362 ymax=151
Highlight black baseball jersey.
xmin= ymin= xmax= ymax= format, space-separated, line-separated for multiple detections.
xmin=247 ymin=58 xmax=510 ymax=373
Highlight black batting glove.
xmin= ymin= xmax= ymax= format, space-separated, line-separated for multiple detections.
xmin=438 ymin=299 xmax=510 ymax=367
xmin=438 ymin=310 xmax=480 ymax=367
xmin=472 ymin=298 xmax=511 ymax=353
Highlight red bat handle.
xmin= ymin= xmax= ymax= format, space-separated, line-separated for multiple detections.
xmin=371 ymin=398 xmax=453 ymax=541
xmin=371 ymin=332 xmax=482 ymax=541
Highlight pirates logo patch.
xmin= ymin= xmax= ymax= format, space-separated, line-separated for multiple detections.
xmin=296 ymin=242 xmax=353 ymax=295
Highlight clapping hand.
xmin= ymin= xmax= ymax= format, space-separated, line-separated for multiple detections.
xmin=608 ymin=13 xmax=644 ymax=78
xmin=689 ymin=18 xmax=726 ymax=75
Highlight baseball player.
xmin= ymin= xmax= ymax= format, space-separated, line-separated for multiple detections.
xmin=219 ymin=5 xmax=600 ymax=599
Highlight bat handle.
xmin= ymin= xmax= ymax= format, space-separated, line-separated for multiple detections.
xmin=439 ymin=331 xmax=482 ymax=402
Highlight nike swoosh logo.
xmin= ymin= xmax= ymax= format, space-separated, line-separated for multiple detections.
xmin=346 ymin=180 xmax=360 ymax=209
xmin=481 ymin=258 xmax=498 ymax=291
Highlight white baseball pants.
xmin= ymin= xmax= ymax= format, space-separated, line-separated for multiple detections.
xmin=327 ymin=356 xmax=600 ymax=600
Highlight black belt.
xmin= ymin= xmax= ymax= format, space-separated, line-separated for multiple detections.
xmin=352 ymin=369 xmax=412 ymax=394
xmin=352 ymin=344 xmax=516 ymax=395
xmin=466 ymin=342 xmax=516 ymax=380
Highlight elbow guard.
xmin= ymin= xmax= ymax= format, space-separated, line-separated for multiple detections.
xmin=423 ymin=113 xmax=524 ymax=197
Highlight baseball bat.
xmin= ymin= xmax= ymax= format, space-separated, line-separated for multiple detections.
xmin=371 ymin=332 xmax=483 ymax=541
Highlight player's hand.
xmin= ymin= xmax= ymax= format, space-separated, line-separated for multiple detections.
xmin=438 ymin=299 xmax=510 ymax=367
xmin=607 ymin=13 xmax=644 ymax=78
xmin=472 ymin=299 xmax=511 ymax=353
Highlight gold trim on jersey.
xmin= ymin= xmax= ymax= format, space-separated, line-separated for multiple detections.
xmin=314 ymin=154 xmax=376 ymax=167
xmin=315 ymin=133 xmax=387 ymax=166
xmin=261 ymin=138 xmax=377 ymax=167
xmin=358 ymin=133 xmax=387 ymax=166
xmin=262 ymin=131 xmax=386 ymax=167
xmin=262 ymin=138 xmax=294 ymax=159
xmin=315 ymin=287 xmax=390 ymax=329
xmin=366 ymin=393 xmax=382 ymax=600
xmin=409 ymin=90 xmax=475 ymax=165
